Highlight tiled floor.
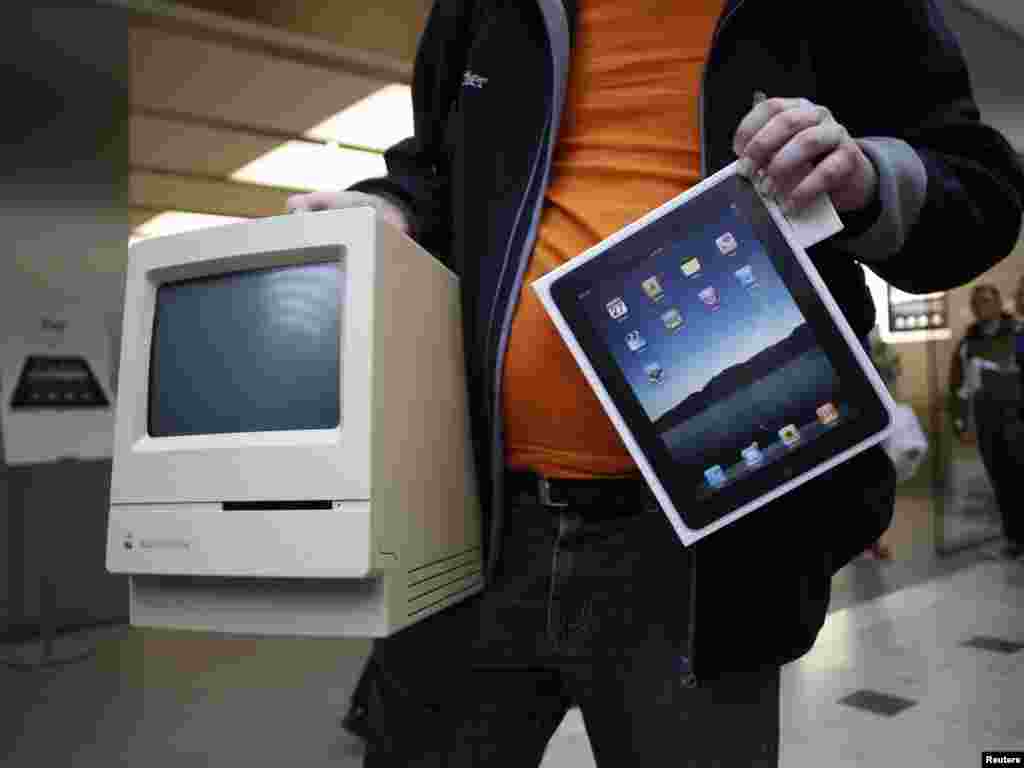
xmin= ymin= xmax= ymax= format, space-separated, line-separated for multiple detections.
xmin=941 ymin=457 xmax=1006 ymax=551
xmin=539 ymin=551 xmax=1024 ymax=768
xmin=3 ymin=494 xmax=1022 ymax=767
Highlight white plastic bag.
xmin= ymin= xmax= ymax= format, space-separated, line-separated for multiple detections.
xmin=882 ymin=403 xmax=929 ymax=483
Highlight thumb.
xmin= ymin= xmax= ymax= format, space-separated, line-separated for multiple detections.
xmin=286 ymin=192 xmax=332 ymax=212
xmin=286 ymin=193 xmax=312 ymax=212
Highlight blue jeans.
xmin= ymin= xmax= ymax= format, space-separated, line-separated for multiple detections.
xmin=363 ymin=494 xmax=780 ymax=766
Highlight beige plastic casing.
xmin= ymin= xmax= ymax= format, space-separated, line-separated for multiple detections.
xmin=106 ymin=207 xmax=481 ymax=636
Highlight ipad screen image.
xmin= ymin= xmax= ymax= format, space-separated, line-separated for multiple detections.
xmin=578 ymin=201 xmax=855 ymax=501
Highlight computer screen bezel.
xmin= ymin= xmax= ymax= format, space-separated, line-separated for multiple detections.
xmin=111 ymin=209 xmax=376 ymax=505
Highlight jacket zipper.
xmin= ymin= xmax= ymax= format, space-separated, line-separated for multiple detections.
xmin=485 ymin=0 xmax=571 ymax=581
xmin=487 ymin=114 xmax=556 ymax=579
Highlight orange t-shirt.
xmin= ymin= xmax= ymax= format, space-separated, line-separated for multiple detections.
xmin=502 ymin=0 xmax=725 ymax=478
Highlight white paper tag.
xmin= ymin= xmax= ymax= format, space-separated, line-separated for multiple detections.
xmin=776 ymin=192 xmax=844 ymax=249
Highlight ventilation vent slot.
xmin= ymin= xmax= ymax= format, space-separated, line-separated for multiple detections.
xmin=407 ymin=546 xmax=482 ymax=618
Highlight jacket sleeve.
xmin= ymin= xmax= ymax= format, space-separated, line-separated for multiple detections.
xmin=816 ymin=0 xmax=1024 ymax=294
xmin=348 ymin=1 xmax=474 ymax=272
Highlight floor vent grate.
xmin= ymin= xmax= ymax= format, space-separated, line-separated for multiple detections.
xmin=837 ymin=690 xmax=917 ymax=717
xmin=960 ymin=636 xmax=1024 ymax=654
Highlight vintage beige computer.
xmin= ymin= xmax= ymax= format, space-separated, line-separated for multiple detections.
xmin=105 ymin=207 xmax=481 ymax=637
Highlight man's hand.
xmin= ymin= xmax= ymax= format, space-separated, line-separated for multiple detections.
xmin=732 ymin=97 xmax=878 ymax=215
xmin=286 ymin=190 xmax=411 ymax=234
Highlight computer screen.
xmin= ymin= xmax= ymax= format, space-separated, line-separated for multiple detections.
xmin=574 ymin=203 xmax=853 ymax=502
xmin=148 ymin=260 xmax=342 ymax=437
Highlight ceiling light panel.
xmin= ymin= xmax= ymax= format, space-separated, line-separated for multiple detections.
xmin=305 ymin=84 xmax=413 ymax=151
xmin=130 ymin=26 xmax=388 ymax=136
xmin=230 ymin=141 xmax=386 ymax=191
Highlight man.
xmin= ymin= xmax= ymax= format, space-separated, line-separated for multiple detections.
xmin=950 ymin=284 xmax=1023 ymax=559
xmin=290 ymin=1 xmax=1024 ymax=763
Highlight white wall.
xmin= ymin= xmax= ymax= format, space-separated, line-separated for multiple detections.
xmin=940 ymin=0 xmax=1024 ymax=152
xmin=958 ymin=0 xmax=1024 ymax=49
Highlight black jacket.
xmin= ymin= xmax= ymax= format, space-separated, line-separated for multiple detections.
xmin=354 ymin=0 xmax=1024 ymax=679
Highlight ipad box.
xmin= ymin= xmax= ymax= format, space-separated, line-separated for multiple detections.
xmin=533 ymin=162 xmax=895 ymax=546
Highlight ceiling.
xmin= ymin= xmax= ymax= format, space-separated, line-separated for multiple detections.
xmin=124 ymin=0 xmax=428 ymax=234
xmin=122 ymin=0 xmax=1024 ymax=237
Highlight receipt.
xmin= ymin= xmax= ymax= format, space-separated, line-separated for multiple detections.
xmin=745 ymin=92 xmax=844 ymax=249
xmin=779 ymin=192 xmax=844 ymax=249
xmin=738 ymin=161 xmax=844 ymax=249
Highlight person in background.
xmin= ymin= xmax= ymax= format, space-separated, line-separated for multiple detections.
xmin=949 ymin=283 xmax=1022 ymax=559
xmin=1008 ymin=275 xmax=1024 ymax=549
xmin=292 ymin=1 xmax=1024 ymax=763
xmin=1016 ymin=274 xmax=1024 ymax=350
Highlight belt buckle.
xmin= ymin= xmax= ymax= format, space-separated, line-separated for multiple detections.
xmin=537 ymin=476 xmax=570 ymax=508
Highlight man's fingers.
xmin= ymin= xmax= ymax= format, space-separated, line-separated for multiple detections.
xmin=282 ymin=190 xmax=410 ymax=233
xmin=763 ymin=120 xmax=845 ymax=181
xmin=756 ymin=159 xmax=815 ymax=202
xmin=779 ymin=149 xmax=850 ymax=210
xmin=733 ymin=97 xmax=813 ymax=159
xmin=778 ymin=140 xmax=869 ymax=212
xmin=732 ymin=94 xmax=873 ymax=214
xmin=758 ymin=121 xmax=846 ymax=203
xmin=286 ymin=192 xmax=327 ymax=212
xmin=286 ymin=190 xmax=372 ymax=213
xmin=739 ymin=103 xmax=834 ymax=175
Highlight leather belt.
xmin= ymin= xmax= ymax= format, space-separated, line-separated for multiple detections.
xmin=504 ymin=470 xmax=653 ymax=512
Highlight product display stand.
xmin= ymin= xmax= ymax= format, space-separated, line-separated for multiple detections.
xmin=2 ymin=572 xmax=97 ymax=670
